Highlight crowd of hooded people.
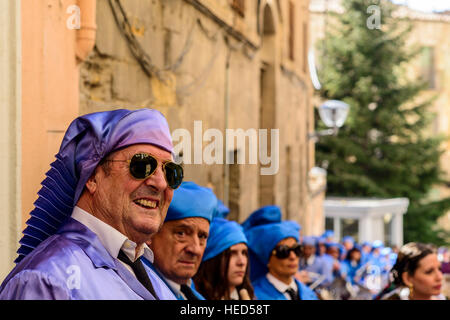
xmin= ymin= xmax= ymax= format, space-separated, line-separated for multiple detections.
xmin=0 ymin=109 xmax=447 ymax=300
xmin=295 ymin=233 xmax=446 ymax=300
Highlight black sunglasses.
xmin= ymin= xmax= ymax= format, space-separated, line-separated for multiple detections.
xmin=106 ymin=153 xmax=184 ymax=189
xmin=272 ymin=244 xmax=302 ymax=259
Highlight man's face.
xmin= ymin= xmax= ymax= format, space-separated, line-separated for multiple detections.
xmin=350 ymin=250 xmax=361 ymax=262
xmin=344 ymin=241 xmax=353 ymax=251
xmin=267 ymin=237 xmax=300 ymax=282
xmin=327 ymin=247 xmax=340 ymax=259
xmin=87 ymin=144 xmax=174 ymax=244
xmin=150 ymin=217 xmax=210 ymax=284
xmin=318 ymin=243 xmax=326 ymax=255
xmin=303 ymin=245 xmax=315 ymax=258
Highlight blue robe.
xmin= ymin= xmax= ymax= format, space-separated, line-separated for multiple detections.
xmin=341 ymin=260 xmax=365 ymax=285
xmin=0 ymin=218 xmax=176 ymax=300
xmin=252 ymin=276 xmax=318 ymax=300
xmin=299 ymin=255 xmax=333 ymax=286
xmin=360 ymin=251 xmax=371 ymax=265
xmin=142 ymin=258 xmax=205 ymax=300
xmin=321 ymin=254 xmax=339 ymax=284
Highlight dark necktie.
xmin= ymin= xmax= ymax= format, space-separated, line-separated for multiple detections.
xmin=285 ymin=288 xmax=300 ymax=300
xmin=117 ymin=250 xmax=159 ymax=300
xmin=180 ymin=284 xmax=199 ymax=300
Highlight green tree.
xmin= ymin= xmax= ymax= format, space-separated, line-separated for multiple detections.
xmin=315 ymin=0 xmax=450 ymax=245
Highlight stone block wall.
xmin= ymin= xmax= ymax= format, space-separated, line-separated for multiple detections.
xmin=80 ymin=0 xmax=315 ymax=224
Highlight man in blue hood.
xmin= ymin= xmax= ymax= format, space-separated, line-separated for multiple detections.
xmin=144 ymin=181 xmax=216 ymax=300
xmin=298 ymin=236 xmax=333 ymax=287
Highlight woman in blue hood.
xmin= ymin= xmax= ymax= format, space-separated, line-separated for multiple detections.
xmin=242 ymin=206 xmax=318 ymax=300
xmin=193 ymin=218 xmax=254 ymax=300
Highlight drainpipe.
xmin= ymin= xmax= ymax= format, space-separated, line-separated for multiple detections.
xmin=223 ymin=46 xmax=231 ymax=207
xmin=76 ymin=0 xmax=97 ymax=63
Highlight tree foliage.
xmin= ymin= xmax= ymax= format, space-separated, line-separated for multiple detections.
xmin=315 ymin=0 xmax=450 ymax=245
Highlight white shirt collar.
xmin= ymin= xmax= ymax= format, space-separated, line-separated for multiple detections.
xmin=164 ymin=277 xmax=192 ymax=299
xmin=266 ymin=272 xmax=298 ymax=299
xmin=306 ymin=255 xmax=316 ymax=265
xmin=229 ymin=288 xmax=240 ymax=300
xmin=71 ymin=206 xmax=154 ymax=263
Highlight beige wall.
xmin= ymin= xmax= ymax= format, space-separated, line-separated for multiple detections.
xmin=80 ymin=0 xmax=316 ymax=226
xmin=404 ymin=18 xmax=450 ymax=232
xmin=0 ymin=0 xmax=96 ymax=275
xmin=0 ymin=0 xmax=22 ymax=280
xmin=21 ymin=0 xmax=90 ymax=228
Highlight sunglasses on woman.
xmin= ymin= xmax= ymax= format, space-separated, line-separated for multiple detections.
xmin=271 ymin=244 xmax=302 ymax=259
xmin=106 ymin=152 xmax=184 ymax=189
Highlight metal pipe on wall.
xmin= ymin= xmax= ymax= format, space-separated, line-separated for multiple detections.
xmin=223 ymin=45 xmax=232 ymax=207
xmin=76 ymin=0 xmax=97 ymax=63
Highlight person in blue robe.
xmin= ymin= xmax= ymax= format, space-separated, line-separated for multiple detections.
xmin=360 ymin=241 xmax=372 ymax=265
xmin=193 ymin=217 xmax=255 ymax=300
xmin=143 ymin=181 xmax=217 ymax=300
xmin=341 ymin=245 xmax=365 ymax=285
xmin=362 ymin=240 xmax=386 ymax=293
xmin=0 ymin=109 xmax=181 ymax=299
xmin=298 ymin=236 xmax=332 ymax=287
xmin=242 ymin=205 xmax=282 ymax=282
xmin=316 ymin=236 xmax=327 ymax=258
xmin=322 ymin=242 xmax=344 ymax=282
xmin=243 ymin=206 xmax=318 ymax=300
xmin=322 ymin=230 xmax=335 ymax=243
xmin=342 ymin=236 xmax=355 ymax=249
xmin=368 ymin=240 xmax=385 ymax=270
xmin=341 ymin=236 xmax=355 ymax=260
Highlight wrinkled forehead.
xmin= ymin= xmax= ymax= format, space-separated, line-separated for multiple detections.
xmin=166 ymin=217 xmax=211 ymax=232
xmin=109 ymin=143 xmax=174 ymax=161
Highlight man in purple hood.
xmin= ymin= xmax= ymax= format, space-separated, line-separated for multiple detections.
xmin=0 ymin=109 xmax=184 ymax=300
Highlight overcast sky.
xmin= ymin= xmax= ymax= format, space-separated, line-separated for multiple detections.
xmin=391 ymin=0 xmax=450 ymax=12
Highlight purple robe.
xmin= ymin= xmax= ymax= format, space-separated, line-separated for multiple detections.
xmin=0 ymin=218 xmax=176 ymax=300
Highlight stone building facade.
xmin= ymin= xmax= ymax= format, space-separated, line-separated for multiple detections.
xmin=0 ymin=0 xmax=323 ymax=280
xmin=79 ymin=0 xmax=319 ymax=225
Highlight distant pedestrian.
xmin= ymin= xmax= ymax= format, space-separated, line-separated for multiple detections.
xmin=298 ymin=236 xmax=332 ymax=286
xmin=323 ymin=242 xmax=344 ymax=282
xmin=341 ymin=246 xmax=365 ymax=285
